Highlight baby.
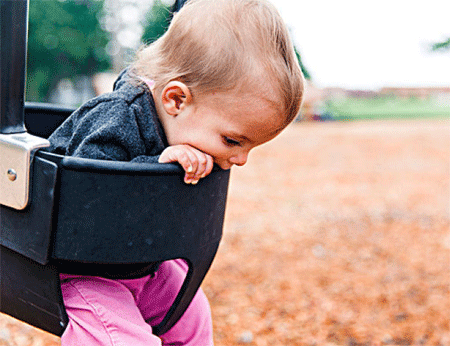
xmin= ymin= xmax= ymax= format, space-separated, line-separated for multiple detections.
xmin=48 ymin=0 xmax=304 ymax=345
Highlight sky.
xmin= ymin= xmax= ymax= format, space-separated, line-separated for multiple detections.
xmin=270 ymin=0 xmax=450 ymax=90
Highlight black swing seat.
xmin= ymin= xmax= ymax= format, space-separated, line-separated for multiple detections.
xmin=0 ymin=103 xmax=230 ymax=336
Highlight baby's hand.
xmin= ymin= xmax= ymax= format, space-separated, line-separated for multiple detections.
xmin=158 ymin=145 xmax=214 ymax=184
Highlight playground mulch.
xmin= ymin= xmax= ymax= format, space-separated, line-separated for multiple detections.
xmin=0 ymin=119 xmax=449 ymax=346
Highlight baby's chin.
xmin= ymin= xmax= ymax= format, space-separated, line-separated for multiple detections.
xmin=216 ymin=162 xmax=232 ymax=170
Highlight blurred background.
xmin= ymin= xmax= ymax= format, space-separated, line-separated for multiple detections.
xmin=26 ymin=0 xmax=173 ymax=105
xmin=25 ymin=0 xmax=450 ymax=122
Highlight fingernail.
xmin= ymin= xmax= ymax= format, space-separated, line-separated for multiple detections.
xmin=187 ymin=165 xmax=193 ymax=173
xmin=191 ymin=179 xmax=199 ymax=185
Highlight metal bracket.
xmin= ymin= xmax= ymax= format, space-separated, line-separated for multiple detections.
xmin=0 ymin=133 xmax=49 ymax=210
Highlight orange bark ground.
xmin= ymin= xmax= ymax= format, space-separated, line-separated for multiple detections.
xmin=1 ymin=119 xmax=449 ymax=346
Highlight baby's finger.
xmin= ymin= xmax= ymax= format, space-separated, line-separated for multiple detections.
xmin=199 ymin=154 xmax=214 ymax=179
xmin=190 ymin=151 xmax=212 ymax=180
xmin=177 ymin=151 xmax=200 ymax=183
xmin=159 ymin=146 xmax=198 ymax=182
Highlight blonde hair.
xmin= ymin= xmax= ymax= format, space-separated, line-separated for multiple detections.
xmin=132 ymin=0 xmax=304 ymax=123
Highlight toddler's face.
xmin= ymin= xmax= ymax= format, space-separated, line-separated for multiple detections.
xmin=165 ymin=91 xmax=286 ymax=170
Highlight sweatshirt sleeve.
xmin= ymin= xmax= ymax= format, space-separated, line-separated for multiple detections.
xmin=48 ymin=98 xmax=161 ymax=163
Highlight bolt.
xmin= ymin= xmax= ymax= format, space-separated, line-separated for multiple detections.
xmin=7 ymin=169 xmax=17 ymax=181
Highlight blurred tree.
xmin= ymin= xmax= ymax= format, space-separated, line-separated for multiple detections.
xmin=432 ymin=38 xmax=450 ymax=51
xmin=141 ymin=0 xmax=172 ymax=44
xmin=27 ymin=0 xmax=111 ymax=102
xmin=295 ymin=47 xmax=311 ymax=80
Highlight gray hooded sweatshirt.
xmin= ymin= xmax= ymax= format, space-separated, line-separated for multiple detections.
xmin=48 ymin=69 xmax=168 ymax=162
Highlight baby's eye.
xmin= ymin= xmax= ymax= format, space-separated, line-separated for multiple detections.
xmin=223 ymin=136 xmax=241 ymax=146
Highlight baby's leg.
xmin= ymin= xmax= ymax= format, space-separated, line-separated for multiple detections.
xmin=131 ymin=259 xmax=214 ymax=346
xmin=60 ymin=275 xmax=162 ymax=346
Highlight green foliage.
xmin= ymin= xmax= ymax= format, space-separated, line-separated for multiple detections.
xmin=295 ymin=47 xmax=311 ymax=80
xmin=324 ymin=96 xmax=450 ymax=120
xmin=141 ymin=0 xmax=172 ymax=44
xmin=27 ymin=0 xmax=111 ymax=102
xmin=432 ymin=38 xmax=450 ymax=51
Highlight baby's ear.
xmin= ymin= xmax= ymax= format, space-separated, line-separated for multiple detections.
xmin=160 ymin=81 xmax=192 ymax=116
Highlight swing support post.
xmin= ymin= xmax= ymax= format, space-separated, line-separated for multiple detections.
xmin=0 ymin=0 xmax=49 ymax=210
xmin=0 ymin=0 xmax=28 ymax=134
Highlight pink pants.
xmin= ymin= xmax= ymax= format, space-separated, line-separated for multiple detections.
xmin=60 ymin=259 xmax=213 ymax=346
